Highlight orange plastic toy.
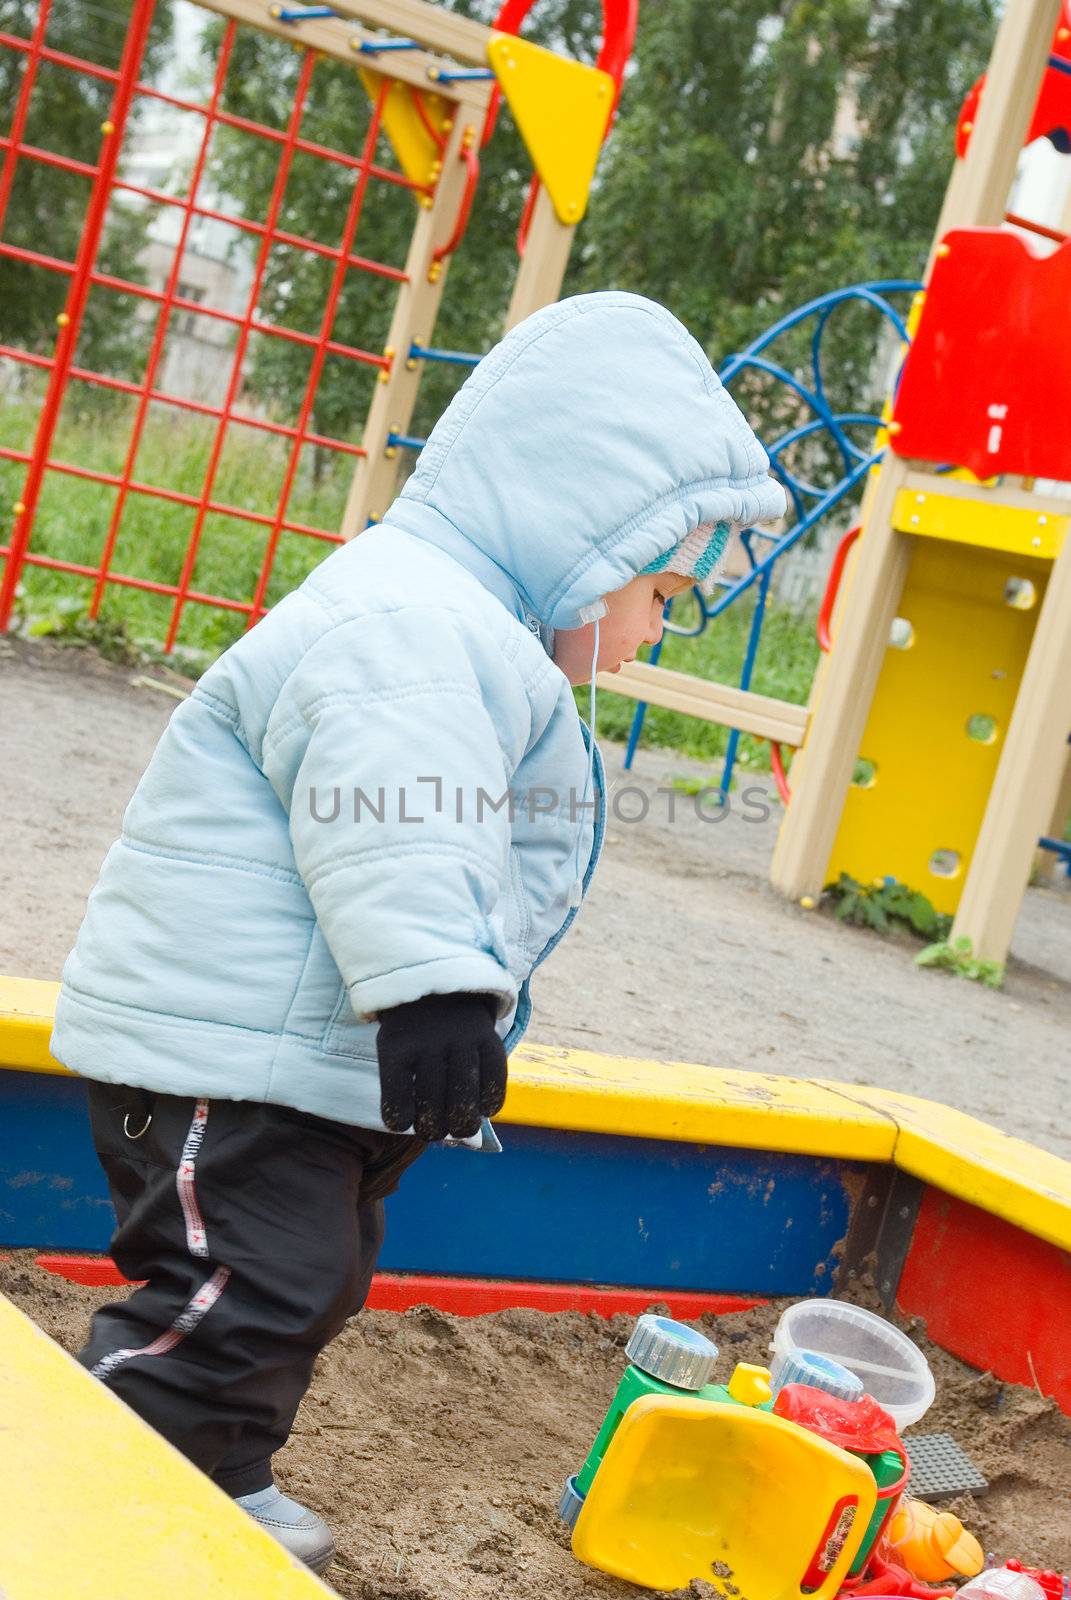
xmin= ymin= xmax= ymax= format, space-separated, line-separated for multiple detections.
xmin=886 ymin=1497 xmax=985 ymax=1583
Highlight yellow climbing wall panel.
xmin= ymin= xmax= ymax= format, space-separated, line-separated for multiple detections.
xmin=826 ymin=534 xmax=1051 ymax=913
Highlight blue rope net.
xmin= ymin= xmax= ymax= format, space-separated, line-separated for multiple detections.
xmin=623 ymin=279 xmax=920 ymax=795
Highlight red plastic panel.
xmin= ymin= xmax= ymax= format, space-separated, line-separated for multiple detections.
xmin=364 ymin=1273 xmax=763 ymax=1319
xmin=34 ymin=1253 xmax=763 ymax=1318
xmin=890 ymin=228 xmax=1071 ymax=481
xmin=897 ymin=1187 xmax=1071 ymax=1415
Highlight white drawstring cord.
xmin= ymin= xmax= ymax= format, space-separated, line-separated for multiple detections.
xmin=568 ymin=616 xmax=600 ymax=908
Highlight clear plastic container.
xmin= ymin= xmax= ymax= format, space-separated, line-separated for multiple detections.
xmin=770 ymin=1300 xmax=935 ymax=1430
xmin=958 ymin=1570 xmax=1047 ymax=1600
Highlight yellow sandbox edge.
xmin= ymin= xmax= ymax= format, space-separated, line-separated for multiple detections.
xmin=0 ymin=1292 xmax=330 ymax=1599
xmin=3 ymin=975 xmax=1069 ymax=1254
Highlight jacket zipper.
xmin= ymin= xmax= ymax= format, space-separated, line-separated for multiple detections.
xmin=503 ymin=725 xmax=606 ymax=1053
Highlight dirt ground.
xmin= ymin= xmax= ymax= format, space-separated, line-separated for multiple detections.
xmin=2 ymin=636 xmax=1069 ymax=1157
xmin=3 ymin=1251 xmax=1068 ymax=1598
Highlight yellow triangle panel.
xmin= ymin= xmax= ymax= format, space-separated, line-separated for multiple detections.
xmin=487 ymin=32 xmax=614 ymax=224
xmin=358 ymin=68 xmax=452 ymax=188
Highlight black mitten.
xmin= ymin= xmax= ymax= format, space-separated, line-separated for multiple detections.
xmin=376 ymin=992 xmax=507 ymax=1142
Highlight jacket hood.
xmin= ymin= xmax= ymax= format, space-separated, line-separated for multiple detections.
xmin=382 ymin=292 xmax=787 ymax=631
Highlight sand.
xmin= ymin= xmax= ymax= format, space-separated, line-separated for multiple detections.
xmin=3 ymin=1252 xmax=1068 ymax=1599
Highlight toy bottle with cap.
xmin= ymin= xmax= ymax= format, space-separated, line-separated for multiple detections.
xmin=766 ymin=1348 xmax=908 ymax=1580
xmin=560 ymin=1315 xmax=724 ymax=1528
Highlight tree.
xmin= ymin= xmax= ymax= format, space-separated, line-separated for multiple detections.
xmin=0 ymin=0 xmax=174 ymax=385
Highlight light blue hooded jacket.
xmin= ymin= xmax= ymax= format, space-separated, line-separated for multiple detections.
xmin=51 ymin=292 xmax=785 ymax=1133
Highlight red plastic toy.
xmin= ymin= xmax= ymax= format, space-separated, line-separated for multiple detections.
xmin=846 ymin=1551 xmax=955 ymax=1598
xmin=1004 ymin=1559 xmax=1070 ymax=1600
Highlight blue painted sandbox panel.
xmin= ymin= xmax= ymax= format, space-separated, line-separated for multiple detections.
xmin=1 ymin=1073 xmax=856 ymax=1296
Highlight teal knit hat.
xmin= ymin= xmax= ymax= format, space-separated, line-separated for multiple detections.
xmin=640 ymin=519 xmax=732 ymax=589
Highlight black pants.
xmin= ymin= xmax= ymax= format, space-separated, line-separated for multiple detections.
xmin=78 ymin=1081 xmax=424 ymax=1497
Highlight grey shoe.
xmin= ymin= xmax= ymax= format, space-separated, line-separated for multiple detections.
xmin=236 ymin=1485 xmax=336 ymax=1574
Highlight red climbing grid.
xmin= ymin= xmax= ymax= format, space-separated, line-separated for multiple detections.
xmin=0 ymin=0 xmax=426 ymax=648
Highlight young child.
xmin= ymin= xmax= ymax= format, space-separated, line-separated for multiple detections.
xmin=52 ymin=290 xmax=785 ymax=1572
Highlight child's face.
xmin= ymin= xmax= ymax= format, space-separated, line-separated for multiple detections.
xmin=552 ymin=572 xmax=694 ymax=685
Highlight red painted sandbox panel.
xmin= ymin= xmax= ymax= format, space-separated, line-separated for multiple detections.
xmin=33 ymin=1255 xmax=762 ymax=1319
xmin=897 ymin=1188 xmax=1071 ymax=1413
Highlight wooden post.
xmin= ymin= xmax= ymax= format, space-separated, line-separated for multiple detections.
xmin=341 ymin=115 xmax=473 ymax=535
xmin=930 ymin=0 xmax=1062 ymax=255
xmin=769 ymin=461 xmax=913 ymax=898
xmin=769 ymin=0 xmax=1062 ymax=903
xmin=504 ymin=185 xmax=576 ymax=330
xmin=950 ymin=527 xmax=1071 ymax=961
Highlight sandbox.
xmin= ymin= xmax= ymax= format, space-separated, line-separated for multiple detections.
xmin=3 ymin=985 xmax=1071 ymax=1597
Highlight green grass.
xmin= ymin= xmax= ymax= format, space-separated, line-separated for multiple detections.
xmin=1 ymin=392 xmax=358 ymax=668
xmin=3 ymin=396 xmax=820 ymax=767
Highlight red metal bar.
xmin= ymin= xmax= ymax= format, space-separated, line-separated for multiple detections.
xmin=0 ymin=28 xmax=430 ymax=192
xmin=0 ymin=549 xmax=257 ymax=610
xmin=0 ymin=343 xmax=367 ymax=457
xmin=247 ymin=78 xmax=389 ymax=625
xmin=409 ymin=85 xmax=447 ymax=150
xmin=0 ymin=138 xmax=410 ymax=284
xmin=769 ymin=742 xmax=791 ymax=805
xmin=90 ymin=20 xmax=238 ymax=618
xmin=432 ymin=130 xmax=479 ymax=264
xmin=0 ymin=0 xmax=54 ymax=234
xmin=113 ymin=184 xmax=410 ymax=284
xmin=0 ymin=0 xmax=158 ymax=633
xmin=164 ymin=46 xmax=319 ymax=652
xmin=517 ymin=173 xmax=539 ymax=255
xmin=0 ymin=135 xmax=97 ymax=181
xmin=1005 ymin=209 xmax=1069 ymax=245
xmin=0 ymin=446 xmax=345 ymax=543
xmin=817 ymin=522 xmax=861 ymax=653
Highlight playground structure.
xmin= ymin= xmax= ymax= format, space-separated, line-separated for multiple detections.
xmin=0 ymin=0 xmax=636 ymax=641
xmin=2 ymin=0 xmax=1069 ymax=973
xmin=770 ymin=0 xmax=1071 ymax=969
xmin=592 ymin=0 xmax=1071 ymax=972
